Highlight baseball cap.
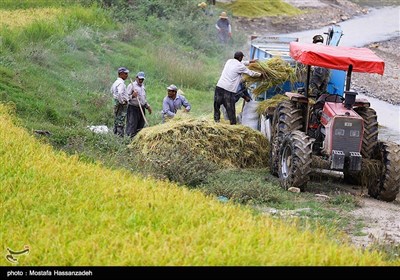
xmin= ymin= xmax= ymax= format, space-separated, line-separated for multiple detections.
xmin=118 ymin=67 xmax=129 ymax=74
xmin=167 ymin=84 xmax=178 ymax=91
xmin=136 ymin=71 xmax=145 ymax=79
xmin=234 ymin=51 xmax=244 ymax=59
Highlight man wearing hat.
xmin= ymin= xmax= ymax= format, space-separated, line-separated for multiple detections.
xmin=198 ymin=2 xmax=207 ymax=8
xmin=126 ymin=71 xmax=152 ymax=138
xmin=310 ymin=35 xmax=330 ymax=99
xmin=161 ymin=84 xmax=191 ymax=122
xmin=215 ymin=11 xmax=231 ymax=44
xmin=214 ymin=51 xmax=261 ymax=125
xmin=110 ymin=67 xmax=130 ymax=137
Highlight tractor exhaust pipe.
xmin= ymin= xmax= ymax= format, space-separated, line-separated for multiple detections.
xmin=344 ymin=64 xmax=357 ymax=109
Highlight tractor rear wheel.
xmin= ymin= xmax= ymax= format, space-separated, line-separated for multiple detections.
xmin=269 ymin=100 xmax=304 ymax=176
xmin=269 ymin=108 xmax=280 ymax=176
xmin=278 ymin=130 xmax=313 ymax=191
xmin=368 ymin=141 xmax=400 ymax=202
xmin=355 ymin=107 xmax=378 ymax=158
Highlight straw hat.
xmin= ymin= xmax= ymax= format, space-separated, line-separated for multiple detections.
xmin=198 ymin=2 xmax=207 ymax=8
xmin=219 ymin=11 xmax=228 ymax=19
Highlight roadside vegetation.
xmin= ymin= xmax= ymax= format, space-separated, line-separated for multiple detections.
xmin=1 ymin=0 xmax=398 ymax=263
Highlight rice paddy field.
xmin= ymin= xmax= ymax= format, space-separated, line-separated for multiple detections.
xmin=0 ymin=8 xmax=63 ymax=30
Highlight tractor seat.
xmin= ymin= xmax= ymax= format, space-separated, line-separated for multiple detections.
xmin=314 ymin=94 xmax=343 ymax=110
xmin=317 ymin=93 xmax=343 ymax=103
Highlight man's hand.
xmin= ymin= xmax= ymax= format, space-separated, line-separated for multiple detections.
xmin=184 ymin=107 xmax=190 ymax=113
xmin=147 ymin=105 xmax=152 ymax=114
xmin=131 ymin=90 xmax=138 ymax=98
xmin=253 ymin=72 xmax=262 ymax=78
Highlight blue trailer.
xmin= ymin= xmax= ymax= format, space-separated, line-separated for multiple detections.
xmin=248 ymin=25 xmax=345 ymax=100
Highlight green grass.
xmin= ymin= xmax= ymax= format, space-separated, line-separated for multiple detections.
xmin=0 ymin=0 xmax=96 ymax=10
xmin=352 ymin=219 xmax=368 ymax=237
xmin=199 ymin=168 xmax=358 ymax=233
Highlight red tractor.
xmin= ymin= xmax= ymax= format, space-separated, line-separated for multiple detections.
xmin=269 ymin=42 xmax=400 ymax=202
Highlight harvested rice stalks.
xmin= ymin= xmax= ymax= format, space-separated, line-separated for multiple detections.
xmin=243 ymin=57 xmax=296 ymax=97
xmin=130 ymin=116 xmax=270 ymax=168
xmin=256 ymin=94 xmax=289 ymax=115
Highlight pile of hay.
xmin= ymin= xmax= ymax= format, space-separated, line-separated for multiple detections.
xmin=256 ymin=94 xmax=316 ymax=116
xmin=130 ymin=116 xmax=270 ymax=168
xmin=243 ymin=57 xmax=296 ymax=97
xmin=256 ymin=94 xmax=289 ymax=115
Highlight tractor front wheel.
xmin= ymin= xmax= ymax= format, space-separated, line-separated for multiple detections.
xmin=269 ymin=100 xmax=303 ymax=177
xmin=355 ymin=107 xmax=378 ymax=158
xmin=278 ymin=130 xmax=313 ymax=191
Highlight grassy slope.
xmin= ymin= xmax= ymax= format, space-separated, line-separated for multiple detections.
xmin=1 ymin=104 xmax=396 ymax=265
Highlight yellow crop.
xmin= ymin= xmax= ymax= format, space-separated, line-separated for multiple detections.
xmin=0 ymin=8 xmax=63 ymax=30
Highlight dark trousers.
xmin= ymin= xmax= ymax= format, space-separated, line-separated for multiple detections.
xmin=214 ymin=86 xmax=236 ymax=125
xmin=217 ymin=30 xmax=230 ymax=44
xmin=113 ymin=102 xmax=127 ymax=137
xmin=126 ymin=105 xmax=145 ymax=138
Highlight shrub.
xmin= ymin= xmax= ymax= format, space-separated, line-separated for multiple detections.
xmin=141 ymin=146 xmax=218 ymax=187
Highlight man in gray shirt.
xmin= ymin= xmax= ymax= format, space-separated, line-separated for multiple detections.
xmin=161 ymin=84 xmax=191 ymax=122
xmin=126 ymin=71 xmax=152 ymax=138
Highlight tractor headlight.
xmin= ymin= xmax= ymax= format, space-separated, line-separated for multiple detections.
xmin=335 ymin=128 xmax=345 ymax=136
xmin=350 ymin=130 xmax=360 ymax=137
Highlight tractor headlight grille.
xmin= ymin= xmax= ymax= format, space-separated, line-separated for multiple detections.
xmin=332 ymin=118 xmax=362 ymax=155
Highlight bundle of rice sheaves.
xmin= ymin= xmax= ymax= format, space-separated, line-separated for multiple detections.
xmin=243 ymin=57 xmax=296 ymax=97
xmin=256 ymin=94 xmax=316 ymax=116
xmin=256 ymin=94 xmax=289 ymax=115
xmin=130 ymin=116 xmax=270 ymax=168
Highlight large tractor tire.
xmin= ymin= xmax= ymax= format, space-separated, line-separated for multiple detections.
xmin=278 ymin=130 xmax=313 ymax=191
xmin=269 ymin=109 xmax=281 ymax=176
xmin=354 ymin=107 xmax=378 ymax=158
xmin=368 ymin=141 xmax=400 ymax=202
xmin=269 ymin=100 xmax=304 ymax=176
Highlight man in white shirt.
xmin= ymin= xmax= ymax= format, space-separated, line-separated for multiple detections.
xmin=214 ymin=51 xmax=261 ymax=124
xmin=110 ymin=67 xmax=130 ymax=136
